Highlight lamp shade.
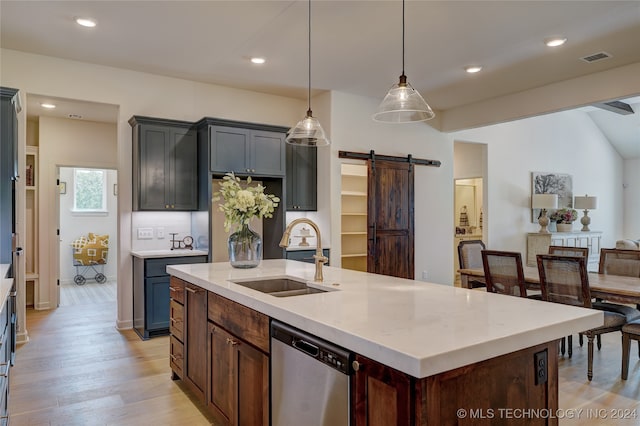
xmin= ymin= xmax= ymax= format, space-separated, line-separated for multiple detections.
xmin=532 ymin=193 xmax=558 ymax=209
xmin=373 ymin=78 xmax=435 ymax=123
xmin=286 ymin=112 xmax=330 ymax=146
xmin=574 ymin=195 xmax=598 ymax=210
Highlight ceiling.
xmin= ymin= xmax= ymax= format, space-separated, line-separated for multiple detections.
xmin=2 ymin=1 xmax=639 ymax=158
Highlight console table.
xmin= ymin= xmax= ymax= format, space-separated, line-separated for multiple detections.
xmin=527 ymin=231 xmax=602 ymax=271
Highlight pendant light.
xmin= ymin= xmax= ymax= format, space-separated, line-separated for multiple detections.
xmin=286 ymin=0 xmax=330 ymax=146
xmin=373 ymin=0 xmax=435 ymax=123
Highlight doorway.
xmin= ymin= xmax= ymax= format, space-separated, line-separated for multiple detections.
xmin=58 ymin=166 xmax=118 ymax=306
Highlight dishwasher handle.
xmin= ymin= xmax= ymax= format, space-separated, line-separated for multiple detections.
xmin=292 ymin=338 xmax=319 ymax=357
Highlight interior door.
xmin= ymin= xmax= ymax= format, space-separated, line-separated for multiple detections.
xmin=367 ymin=160 xmax=414 ymax=279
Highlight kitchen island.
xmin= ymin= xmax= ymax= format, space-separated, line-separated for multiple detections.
xmin=168 ymin=259 xmax=602 ymax=425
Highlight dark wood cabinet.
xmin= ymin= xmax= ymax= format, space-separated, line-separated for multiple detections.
xmin=169 ymin=277 xmax=186 ymax=381
xmin=286 ymin=144 xmax=317 ymax=211
xmin=130 ymin=116 xmax=198 ymax=211
xmin=184 ymin=283 xmax=208 ymax=401
xmin=133 ymin=255 xmax=206 ymax=340
xmin=352 ymin=341 xmax=559 ymax=426
xmin=207 ymin=323 xmax=269 ymax=426
xmin=208 ymin=125 xmax=285 ymax=177
xmin=207 ymin=292 xmax=270 ymax=425
xmin=352 ymin=354 xmax=413 ymax=426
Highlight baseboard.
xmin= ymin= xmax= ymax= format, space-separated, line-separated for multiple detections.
xmin=116 ymin=319 xmax=133 ymax=330
xmin=35 ymin=302 xmax=51 ymax=310
xmin=16 ymin=331 xmax=30 ymax=344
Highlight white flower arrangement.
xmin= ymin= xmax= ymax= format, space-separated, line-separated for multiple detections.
xmin=213 ymin=172 xmax=280 ymax=232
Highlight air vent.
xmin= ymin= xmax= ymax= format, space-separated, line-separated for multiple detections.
xmin=580 ymin=52 xmax=612 ymax=63
xmin=68 ymin=114 xmax=83 ymax=119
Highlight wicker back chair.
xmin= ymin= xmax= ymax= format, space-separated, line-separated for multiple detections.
xmin=537 ymin=254 xmax=630 ymax=381
xmin=548 ymin=245 xmax=589 ymax=259
xmin=598 ymin=248 xmax=640 ymax=277
xmin=458 ymin=240 xmax=486 ymax=288
xmin=481 ymin=250 xmax=527 ymax=297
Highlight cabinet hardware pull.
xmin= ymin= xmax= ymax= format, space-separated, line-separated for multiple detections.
xmin=185 ymin=287 xmax=201 ymax=293
xmin=171 ymin=205 xmax=175 ymax=208
xmin=169 ymin=286 xmax=177 ymax=291
xmin=226 ymin=337 xmax=239 ymax=346
xmin=352 ymin=360 xmax=361 ymax=371
xmin=165 ymin=204 xmax=169 ymax=209
xmin=170 ymin=354 xmax=183 ymax=361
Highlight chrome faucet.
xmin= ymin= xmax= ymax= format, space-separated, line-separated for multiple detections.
xmin=280 ymin=218 xmax=328 ymax=282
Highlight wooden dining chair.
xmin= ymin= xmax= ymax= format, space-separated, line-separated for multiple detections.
xmin=537 ymin=254 xmax=633 ymax=381
xmin=481 ymin=250 xmax=528 ymax=297
xmin=599 ymin=248 xmax=640 ymax=277
xmin=548 ymin=245 xmax=589 ymax=258
xmin=547 ymin=246 xmax=589 ymax=356
xmin=622 ymin=319 xmax=640 ymax=380
xmin=458 ymin=240 xmax=486 ymax=288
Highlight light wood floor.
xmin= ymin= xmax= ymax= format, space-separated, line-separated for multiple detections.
xmin=59 ymin=281 xmax=116 ymax=306
xmin=10 ymin=301 xmax=640 ymax=425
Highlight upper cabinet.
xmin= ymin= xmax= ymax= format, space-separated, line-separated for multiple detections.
xmin=197 ymin=119 xmax=286 ymax=178
xmin=0 ymin=87 xmax=19 ymax=264
xmin=130 ymin=116 xmax=198 ymax=211
xmin=209 ymin=126 xmax=285 ymax=177
xmin=286 ymin=144 xmax=317 ymax=211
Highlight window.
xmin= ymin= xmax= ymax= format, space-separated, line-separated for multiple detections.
xmin=73 ymin=168 xmax=107 ymax=213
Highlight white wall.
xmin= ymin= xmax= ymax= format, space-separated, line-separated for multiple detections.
xmin=2 ymin=48 xmax=304 ymax=328
xmin=38 ymin=116 xmax=118 ymax=308
xmin=451 ymin=109 xmax=625 ymax=254
xmin=327 ymin=92 xmax=454 ymax=285
xmin=59 ymin=167 xmax=118 ymax=283
xmin=623 ymin=158 xmax=640 ymax=239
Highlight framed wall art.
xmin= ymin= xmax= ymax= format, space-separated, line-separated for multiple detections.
xmin=531 ymin=172 xmax=573 ymax=222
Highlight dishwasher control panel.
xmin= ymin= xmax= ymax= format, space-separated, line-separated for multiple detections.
xmin=271 ymin=321 xmax=351 ymax=375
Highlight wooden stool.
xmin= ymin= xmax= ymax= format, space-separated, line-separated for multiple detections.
xmin=622 ymin=319 xmax=640 ymax=380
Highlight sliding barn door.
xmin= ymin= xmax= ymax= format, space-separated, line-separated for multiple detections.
xmin=367 ymin=160 xmax=414 ymax=279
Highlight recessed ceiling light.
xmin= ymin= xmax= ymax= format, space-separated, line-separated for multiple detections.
xmin=40 ymin=103 xmax=56 ymax=109
xmin=75 ymin=17 xmax=97 ymax=28
xmin=250 ymin=57 xmax=266 ymax=65
xmin=465 ymin=65 xmax=482 ymax=74
xmin=545 ymin=37 xmax=567 ymax=47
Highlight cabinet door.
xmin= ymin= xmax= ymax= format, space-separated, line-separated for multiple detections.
xmin=184 ymin=284 xmax=208 ymax=401
xmin=137 ymin=124 xmax=170 ymax=210
xmin=208 ymin=323 xmax=269 ymax=426
xmin=210 ymin=126 xmax=250 ymax=174
xmin=169 ymin=127 xmax=198 ymax=210
xmin=251 ymin=130 xmax=285 ymax=176
xmin=352 ymin=354 xmax=412 ymax=426
xmin=286 ymin=144 xmax=317 ymax=211
xmin=145 ymin=276 xmax=170 ymax=332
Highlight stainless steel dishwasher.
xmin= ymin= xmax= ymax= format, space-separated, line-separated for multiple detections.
xmin=271 ymin=320 xmax=352 ymax=426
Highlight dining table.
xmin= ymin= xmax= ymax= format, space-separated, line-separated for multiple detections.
xmin=459 ymin=266 xmax=640 ymax=305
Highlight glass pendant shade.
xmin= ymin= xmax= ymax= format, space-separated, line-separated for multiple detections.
xmin=373 ymin=75 xmax=435 ymax=123
xmin=286 ymin=110 xmax=330 ymax=146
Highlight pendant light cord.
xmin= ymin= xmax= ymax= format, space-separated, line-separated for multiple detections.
xmin=307 ymin=0 xmax=312 ymax=115
xmin=402 ymin=0 xmax=405 ymax=76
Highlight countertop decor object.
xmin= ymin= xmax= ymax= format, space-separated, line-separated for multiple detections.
xmin=531 ymin=193 xmax=558 ymax=233
xmin=551 ymin=207 xmax=577 ymax=233
xmin=285 ymin=0 xmax=330 ymax=147
xmin=213 ymin=172 xmax=279 ymax=268
xmin=372 ymin=0 xmax=435 ymax=123
xmin=574 ymin=194 xmax=598 ymax=231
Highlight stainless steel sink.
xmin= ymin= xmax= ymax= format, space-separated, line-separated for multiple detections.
xmin=231 ymin=278 xmax=327 ymax=297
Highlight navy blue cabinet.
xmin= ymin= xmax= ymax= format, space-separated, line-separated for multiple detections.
xmin=130 ymin=116 xmax=198 ymax=211
xmin=286 ymin=144 xmax=317 ymax=211
xmin=0 ymin=87 xmax=19 ymax=265
xmin=133 ymin=255 xmax=207 ymax=340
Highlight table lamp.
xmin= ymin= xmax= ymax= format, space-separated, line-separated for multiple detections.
xmin=532 ymin=194 xmax=558 ymax=233
xmin=574 ymin=194 xmax=598 ymax=231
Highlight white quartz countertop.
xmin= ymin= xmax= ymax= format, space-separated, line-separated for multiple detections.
xmin=131 ymin=249 xmax=208 ymax=259
xmin=167 ymin=260 xmax=603 ymax=378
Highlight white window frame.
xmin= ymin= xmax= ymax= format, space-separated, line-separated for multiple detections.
xmin=72 ymin=168 xmax=108 ymax=215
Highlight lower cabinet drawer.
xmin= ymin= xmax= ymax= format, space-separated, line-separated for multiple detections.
xmin=169 ymin=335 xmax=184 ymax=379
xmin=170 ymin=300 xmax=184 ymax=342
xmin=208 ymin=292 xmax=269 ymax=353
xmin=169 ymin=277 xmax=185 ymax=304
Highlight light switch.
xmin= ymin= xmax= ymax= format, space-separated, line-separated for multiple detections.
xmin=156 ymin=227 xmax=165 ymax=239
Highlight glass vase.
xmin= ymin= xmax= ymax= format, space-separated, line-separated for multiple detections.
xmin=228 ymin=223 xmax=262 ymax=269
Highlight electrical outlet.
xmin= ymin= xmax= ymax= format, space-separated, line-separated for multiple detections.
xmin=422 ymin=270 xmax=428 ymax=280
xmin=534 ymin=349 xmax=548 ymax=385
xmin=156 ymin=227 xmax=165 ymax=239
xmin=137 ymin=227 xmax=153 ymax=240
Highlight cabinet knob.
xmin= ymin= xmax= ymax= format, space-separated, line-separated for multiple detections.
xmin=252 ymin=169 xmax=256 ymax=173
xmin=352 ymin=360 xmax=361 ymax=371
xmin=165 ymin=204 xmax=169 ymax=209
